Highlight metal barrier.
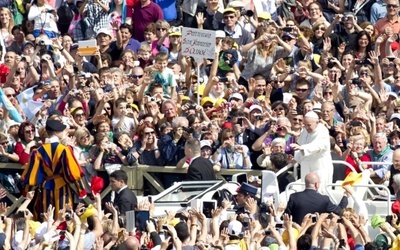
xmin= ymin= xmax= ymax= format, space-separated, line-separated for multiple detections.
xmin=0 ymin=163 xmax=264 ymax=212
xmin=132 ymin=165 xmax=263 ymax=195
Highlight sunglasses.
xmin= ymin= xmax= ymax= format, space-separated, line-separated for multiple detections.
xmin=132 ymin=74 xmax=143 ymax=79
xmin=296 ymin=88 xmax=309 ymax=92
xmin=74 ymin=113 xmax=85 ymax=117
xmin=0 ymin=141 xmax=8 ymax=146
xmin=383 ymin=63 xmax=395 ymax=67
xmin=223 ymin=15 xmax=235 ymax=19
xmin=387 ymin=4 xmax=399 ymax=8
xmin=282 ymin=37 xmax=293 ymax=42
xmin=314 ymin=27 xmax=326 ymax=31
xmin=324 ymin=92 xmax=333 ymax=95
xmin=144 ymin=131 xmax=155 ymax=135
xmin=293 ymin=118 xmax=303 ymax=122
xmin=81 ymin=135 xmax=89 ymax=139
xmin=25 ymin=130 xmax=34 ymax=134
xmin=6 ymin=94 xmax=16 ymax=97
xmin=203 ymin=105 xmax=213 ymax=109
xmin=359 ymin=72 xmax=371 ymax=77
xmin=157 ymin=28 xmax=167 ymax=31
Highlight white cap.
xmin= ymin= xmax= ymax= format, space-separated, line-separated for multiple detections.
xmin=228 ymin=220 xmax=243 ymax=236
xmin=228 ymin=0 xmax=245 ymax=8
xmin=249 ymin=105 xmax=262 ymax=113
xmin=388 ymin=92 xmax=398 ymax=99
xmin=96 ymin=28 xmax=113 ymax=38
xmin=390 ymin=114 xmax=400 ymax=120
xmin=200 ymin=140 xmax=212 ymax=149
xmin=304 ymin=111 xmax=319 ymax=119
xmin=229 ymin=93 xmax=243 ymax=102
xmin=216 ymin=30 xmax=226 ymax=38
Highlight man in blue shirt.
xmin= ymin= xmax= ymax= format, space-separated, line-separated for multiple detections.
xmin=370 ymin=0 xmax=387 ymax=24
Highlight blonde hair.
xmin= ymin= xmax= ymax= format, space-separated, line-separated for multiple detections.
xmin=0 ymin=8 xmax=14 ymax=34
xmin=74 ymin=127 xmax=93 ymax=146
xmin=155 ymin=20 xmax=170 ymax=30
xmin=256 ymin=27 xmax=277 ymax=58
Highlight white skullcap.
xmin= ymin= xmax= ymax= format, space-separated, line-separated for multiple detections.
xmin=304 ymin=111 xmax=319 ymax=119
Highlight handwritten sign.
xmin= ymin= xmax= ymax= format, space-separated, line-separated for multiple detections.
xmin=182 ymin=27 xmax=216 ymax=62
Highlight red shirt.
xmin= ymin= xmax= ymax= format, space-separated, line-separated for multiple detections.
xmin=345 ymin=153 xmax=371 ymax=176
xmin=131 ymin=2 xmax=164 ymax=42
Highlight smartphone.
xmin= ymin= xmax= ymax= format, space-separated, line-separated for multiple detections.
xmin=148 ymin=196 xmax=152 ymax=203
xmin=136 ymin=211 xmax=150 ymax=232
xmin=125 ymin=211 xmax=135 ymax=232
xmin=386 ymin=215 xmax=393 ymax=223
xmin=202 ymin=201 xmax=217 ymax=218
xmin=282 ymin=27 xmax=292 ymax=32
xmin=242 ymin=217 xmax=250 ymax=229
xmin=311 ymin=214 xmax=317 ymax=223
xmin=237 ymin=118 xmax=243 ymax=126
xmin=162 ymin=225 xmax=169 ymax=231
xmin=275 ymin=223 xmax=283 ymax=229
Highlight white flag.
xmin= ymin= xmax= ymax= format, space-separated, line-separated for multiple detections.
xmin=16 ymin=87 xmax=44 ymax=120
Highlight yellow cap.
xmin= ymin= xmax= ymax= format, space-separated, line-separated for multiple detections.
xmin=201 ymin=97 xmax=215 ymax=106
xmin=258 ymin=12 xmax=271 ymax=20
xmin=169 ymin=32 xmax=182 ymax=37
xmin=223 ymin=8 xmax=237 ymax=14
xmin=214 ymin=98 xmax=227 ymax=108
xmin=181 ymin=96 xmax=190 ymax=102
xmin=128 ymin=103 xmax=139 ymax=112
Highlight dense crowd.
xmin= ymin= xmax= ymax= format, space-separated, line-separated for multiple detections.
xmin=0 ymin=0 xmax=399 ymax=248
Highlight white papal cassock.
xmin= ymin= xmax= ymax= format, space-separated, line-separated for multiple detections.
xmin=294 ymin=123 xmax=333 ymax=193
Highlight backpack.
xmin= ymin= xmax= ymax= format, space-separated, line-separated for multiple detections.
xmin=57 ymin=2 xmax=74 ymax=26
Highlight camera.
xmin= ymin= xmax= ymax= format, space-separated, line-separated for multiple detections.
xmin=39 ymin=40 xmax=52 ymax=46
xmin=219 ymin=77 xmax=228 ymax=83
xmin=255 ymin=115 xmax=263 ymax=121
xmin=237 ymin=118 xmax=243 ymax=126
xmin=352 ymin=78 xmax=361 ymax=86
xmin=181 ymin=126 xmax=195 ymax=134
xmin=327 ymin=58 xmax=336 ymax=68
xmin=65 ymin=211 xmax=73 ymax=221
xmin=282 ymin=27 xmax=293 ymax=32
xmin=148 ymin=96 xmax=156 ymax=102
xmin=188 ymin=104 xmax=197 ymax=110
xmin=240 ymin=9 xmax=254 ymax=17
xmin=342 ymin=15 xmax=349 ymax=22
xmin=169 ymin=26 xmax=181 ymax=33
xmin=263 ymin=20 xmax=270 ymax=26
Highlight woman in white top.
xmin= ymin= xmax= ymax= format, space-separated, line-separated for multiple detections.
xmin=28 ymin=0 xmax=59 ymax=38
xmin=0 ymin=8 xmax=14 ymax=48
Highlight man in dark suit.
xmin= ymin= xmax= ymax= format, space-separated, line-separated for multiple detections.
xmin=109 ymin=170 xmax=137 ymax=215
xmin=284 ymin=173 xmax=348 ymax=224
xmin=185 ymin=138 xmax=215 ymax=181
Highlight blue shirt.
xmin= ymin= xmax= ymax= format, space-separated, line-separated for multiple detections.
xmin=125 ymin=38 xmax=141 ymax=54
xmin=154 ymin=0 xmax=177 ymax=22
xmin=370 ymin=1 xmax=387 ymax=25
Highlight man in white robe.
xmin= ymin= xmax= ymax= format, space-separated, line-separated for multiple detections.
xmin=290 ymin=111 xmax=333 ymax=193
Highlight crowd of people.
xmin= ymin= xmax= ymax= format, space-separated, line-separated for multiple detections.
xmin=0 ymin=0 xmax=399 ymax=248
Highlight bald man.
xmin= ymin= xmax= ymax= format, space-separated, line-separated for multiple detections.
xmin=116 ymin=236 xmax=140 ymax=250
xmin=290 ymin=111 xmax=334 ymax=193
xmin=284 ymin=173 xmax=348 ymax=224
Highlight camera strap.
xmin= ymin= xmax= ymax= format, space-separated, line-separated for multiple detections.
xmin=352 ymin=0 xmax=371 ymax=15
